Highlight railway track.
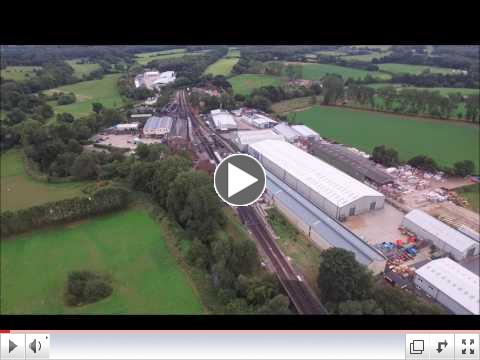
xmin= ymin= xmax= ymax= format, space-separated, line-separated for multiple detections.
xmin=178 ymin=90 xmax=327 ymax=314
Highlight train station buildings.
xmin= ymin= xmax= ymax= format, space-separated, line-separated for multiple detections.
xmin=249 ymin=140 xmax=385 ymax=220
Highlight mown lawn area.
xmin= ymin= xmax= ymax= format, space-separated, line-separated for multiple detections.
xmin=288 ymin=105 xmax=479 ymax=171
xmin=291 ymin=62 xmax=391 ymax=81
xmin=366 ymin=84 xmax=480 ymax=97
xmin=1 ymin=66 xmax=41 ymax=81
xmin=203 ymin=57 xmax=239 ymax=76
xmin=45 ymin=74 xmax=124 ymax=118
xmin=1 ymin=209 xmax=204 ymax=314
xmin=228 ymin=74 xmax=284 ymax=96
xmin=456 ymin=184 xmax=480 ymax=213
xmin=378 ymin=63 xmax=457 ymax=75
xmin=272 ymin=96 xmax=316 ymax=114
xmin=1 ymin=149 xmax=88 ymax=211
xmin=66 ymin=59 xmax=101 ymax=77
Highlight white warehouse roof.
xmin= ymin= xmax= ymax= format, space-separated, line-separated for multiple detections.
xmin=292 ymin=125 xmax=320 ymax=138
xmin=273 ymin=123 xmax=299 ymax=141
xmin=404 ymin=209 xmax=478 ymax=253
xmin=236 ymin=130 xmax=284 ymax=145
xmin=416 ymin=258 xmax=479 ymax=315
xmin=249 ymin=140 xmax=383 ymax=207
xmin=211 ymin=110 xmax=237 ymax=130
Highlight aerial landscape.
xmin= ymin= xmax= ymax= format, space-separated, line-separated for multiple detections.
xmin=0 ymin=45 xmax=479 ymax=315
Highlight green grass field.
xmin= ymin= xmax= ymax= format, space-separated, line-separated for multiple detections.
xmin=226 ymin=48 xmax=240 ymax=57
xmin=316 ymin=51 xmax=348 ymax=57
xmin=1 ymin=209 xmax=204 ymax=314
xmin=341 ymin=51 xmax=392 ymax=62
xmin=134 ymin=49 xmax=209 ymax=65
xmin=1 ymin=150 xmax=88 ymax=211
xmin=1 ymin=66 xmax=41 ymax=81
xmin=290 ymin=62 xmax=391 ymax=81
xmin=272 ymin=96 xmax=315 ymax=114
xmin=353 ymin=45 xmax=392 ymax=51
xmin=203 ymin=57 xmax=239 ymax=76
xmin=378 ymin=63 xmax=456 ymax=75
xmin=45 ymin=74 xmax=124 ymax=118
xmin=66 ymin=59 xmax=101 ymax=77
xmin=456 ymin=184 xmax=480 ymax=213
xmin=288 ymin=105 xmax=479 ymax=171
xmin=366 ymin=84 xmax=480 ymax=97
xmin=228 ymin=74 xmax=283 ymax=96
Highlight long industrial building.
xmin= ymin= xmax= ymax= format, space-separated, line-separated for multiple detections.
xmin=265 ymin=169 xmax=386 ymax=272
xmin=311 ymin=142 xmax=395 ymax=186
xmin=249 ymin=140 xmax=385 ymax=220
xmin=210 ymin=109 xmax=237 ymax=131
xmin=273 ymin=123 xmax=300 ymax=142
xmin=234 ymin=130 xmax=285 ymax=152
xmin=402 ymin=209 xmax=479 ymax=261
xmin=414 ymin=258 xmax=479 ymax=315
xmin=143 ymin=116 xmax=173 ymax=137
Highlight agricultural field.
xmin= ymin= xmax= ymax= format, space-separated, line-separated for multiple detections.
xmin=352 ymin=45 xmax=392 ymax=51
xmin=366 ymin=84 xmax=480 ymax=97
xmin=456 ymin=184 xmax=480 ymax=213
xmin=134 ymin=49 xmax=209 ymax=65
xmin=378 ymin=63 xmax=457 ymax=75
xmin=288 ymin=105 xmax=479 ymax=170
xmin=66 ymin=59 xmax=101 ymax=77
xmin=341 ymin=51 xmax=392 ymax=62
xmin=316 ymin=51 xmax=348 ymax=57
xmin=228 ymin=74 xmax=283 ymax=96
xmin=1 ymin=66 xmax=41 ymax=81
xmin=289 ymin=62 xmax=391 ymax=81
xmin=1 ymin=209 xmax=204 ymax=314
xmin=272 ymin=96 xmax=315 ymax=114
xmin=203 ymin=57 xmax=239 ymax=76
xmin=1 ymin=150 xmax=88 ymax=211
xmin=45 ymin=74 xmax=124 ymax=118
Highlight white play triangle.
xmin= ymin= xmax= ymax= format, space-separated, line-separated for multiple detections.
xmin=228 ymin=162 xmax=258 ymax=198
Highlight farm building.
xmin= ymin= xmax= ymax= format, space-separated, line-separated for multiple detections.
xmin=265 ymin=169 xmax=386 ymax=273
xmin=311 ymin=142 xmax=395 ymax=186
xmin=402 ymin=210 xmax=479 ymax=261
xmin=210 ymin=109 xmax=237 ymax=131
xmin=143 ymin=116 xmax=173 ymax=137
xmin=414 ymin=258 xmax=479 ymax=315
xmin=249 ymin=140 xmax=385 ymax=220
xmin=291 ymin=125 xmax=321 ymax=141
xmin=234 ymin=130 xmax=285 ymax=152
xmin=273 ymin=123 xmax=300 ymax=142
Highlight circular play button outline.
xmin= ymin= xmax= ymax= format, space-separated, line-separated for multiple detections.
xmin=214 ymin=153 xmax=266 ymax=207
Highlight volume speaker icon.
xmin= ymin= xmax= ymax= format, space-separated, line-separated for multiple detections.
xmin=29 ymin=339 xmax=42 ymax=354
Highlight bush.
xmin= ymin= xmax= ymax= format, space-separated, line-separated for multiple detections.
xmin=65 ymin=270 xmax=113 ymax=306
xmin=57 ymin=92 xmax=76 ymax=105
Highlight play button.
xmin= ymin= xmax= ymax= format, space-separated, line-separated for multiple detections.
xmin=214 ymin=154 xmax=266 ymax=206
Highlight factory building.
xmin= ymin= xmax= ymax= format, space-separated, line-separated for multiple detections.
xmin=134 ymin=71 xmax=176 ymax=90
xmin=291 ymin=125 xmax=321 ymax=141
xmin=265 ymin=169 xmax=386 ymax=273
xmin=402 ymin=209 xmax=479 ymax=261
xmin=143 ymin=116 xmax=173 ymax=137
xmin=311 ymin=142 xmax=395 ymax=186
xmin=210 ymin=109 xmax=237 ymax=131
xmin=241 ymin=113 xmax=277 ymax=128
xmin=414 ymin=258 xmax=479 ymax=315
xmin=273 ymin=123 xmax=300 ymax=142
xmin=249 ymin=140 xmax=385 ymax=220
xmin=233 ymin=130 xmax=285 ymax=152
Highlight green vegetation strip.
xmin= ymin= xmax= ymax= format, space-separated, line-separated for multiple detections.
xmin=1 ymin=150 xmax=87 ymax=211
xmin=456 ymin=184 xmax=480 ymax=213
xmin=288 ymin=105 xmax=479 ymax=170
xmin=228 ymin=74 xmax=283 ymax=96
xmin=378 ymin=63 xmax=456 ymax=75
xmin=1 ymin=209 xmax=204 ymax=314
xmin=366 ymin=84 xmax=480 ymax=97
xmin=203 ymin=57 xmax=239 ymax=76
xmin=66 ymin=60 xmax=101 ymax=77
xmin=294 ymin=62 xmax=391 ymax=81
xmin=45 ymin=74 xmax=124 ymax=118
xmin=1 ymin=66 xmax=41 ymax=81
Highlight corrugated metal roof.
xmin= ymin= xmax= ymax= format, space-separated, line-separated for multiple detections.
xmin=236 ymin=130 xmax=284 ymax=145
xmin=250 ymin=140 xmax=384 ymax=207
xmin=416 ymin=258 xmax=479 ymax=314
xmin=404 ymin=209 xmax=477 ymax=253
xmin=273 ymin=123 xmax=299 ymax=140
xmin=144 ymin=116 xmax=173 ymax=131
xmin=291 ymin=125 xmax=320 ymax=138
xmin=266 ymin=170 xmax=385 ymax=266
xmin=312 ymin=142 xmax=394 ymax=185
xmin=211 ymin=110 xmax=237 ymax=129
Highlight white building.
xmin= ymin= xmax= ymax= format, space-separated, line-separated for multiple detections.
xmin=414 ymin=258 xmax=479 ymax=315
xmin=115 ymin=123 xmax=139 ymax=131
xmin=210 ymin=109 xmax=237 ymax=131
xmin=273 ymin=123 xmax=300 ymax=142
xmin=143 ymin=116 xmax=173 ymax=137
xmin=249 ymin=140 xmax=385 ymax=220
xmin=291 ymin=125 xmax=321 ymax=140
xmin=234 ymin=129 xmax=285 ymax=152
xmin=242 ymin=113 xmax=277 ymax=129
xmin=402 ymin=209 xmax=479 ymax=261
xmin=135 ymin=71 xmax=176 ymax=90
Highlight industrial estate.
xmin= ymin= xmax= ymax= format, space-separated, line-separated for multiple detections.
xmin=1 ymin=45 xmax=479 ymax=315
